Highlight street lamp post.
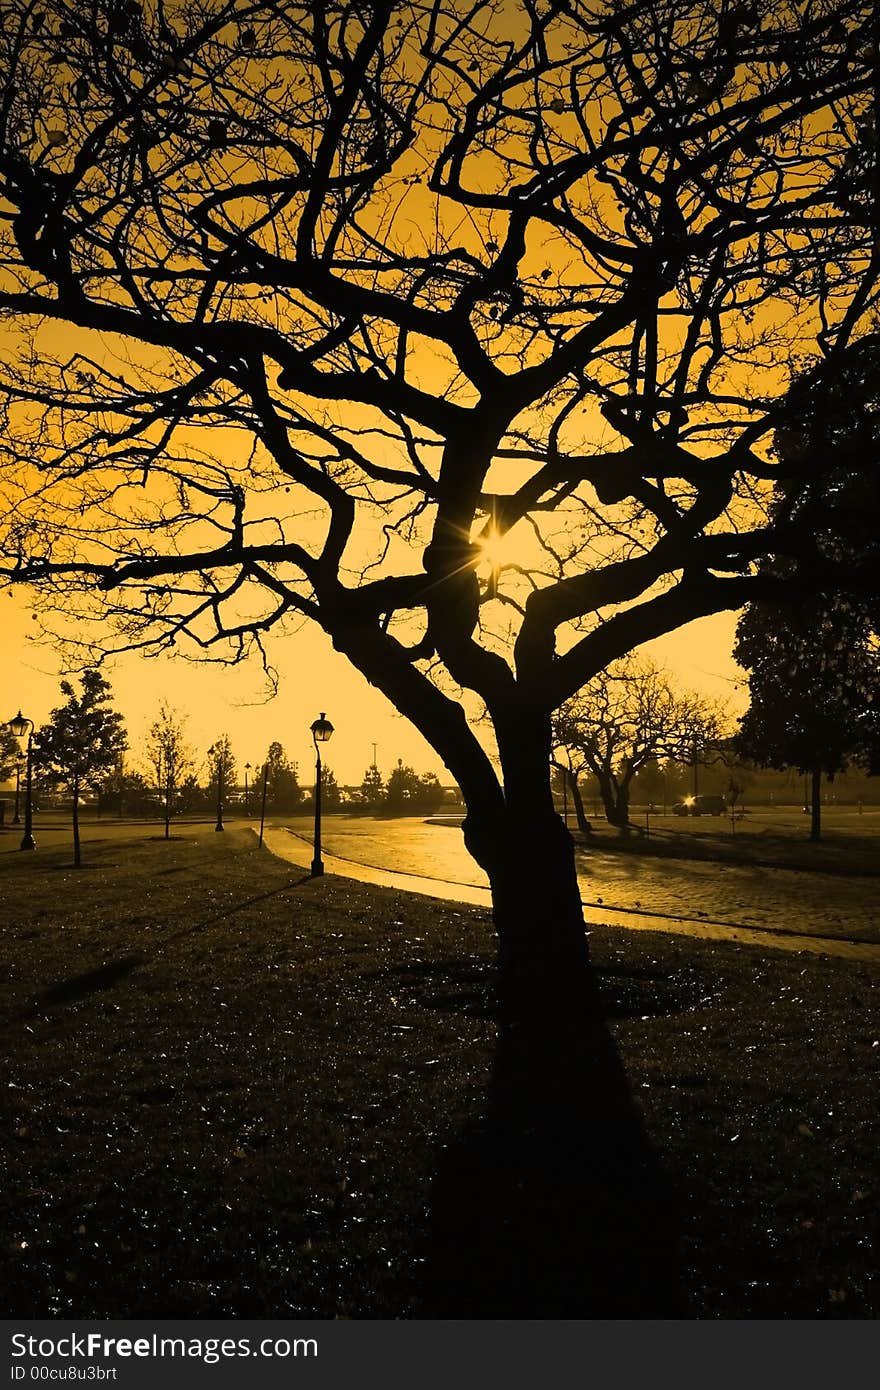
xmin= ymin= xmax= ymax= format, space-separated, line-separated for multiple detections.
xmin=310 ymin=712 xmax=334 ymax=876
xmin=244 ymin=762 xmax=251 ymax=816
xmin=12 ymin=755 xmax=23 ymax=825
xmin=258 ymin=760 xmax=269 ymax=848
xmin=8 ymin=712 xmax=35 ymax=851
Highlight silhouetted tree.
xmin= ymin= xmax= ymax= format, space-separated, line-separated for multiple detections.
xmin=96 ymin=760 xmax=154 ymax=817
xmin=385 ymin=760 xmax=420 ymax=812
xmin=415 ymin=771 xmax=444 ymax=812
xmin=359 ymin=763 xmax=385 ymax=812
xmin=32 ymin=671 xmax=127 ymax=866
xmin=145 ymin=703 xmax=194 ymax=838
xmin=553 ymin=661 xmax=725 ymax=832
xmin=264 ymin=741 xmax=302 ymax=812
xmin=0 ymin=724 xmax=22 ymax=784
xmin=176 ymin=772 xmax=209 ymax=814
xmin=207 ymin=735 xmax=236 ymax=825
xmin=315 ymin=764 xmax=340 ymax=812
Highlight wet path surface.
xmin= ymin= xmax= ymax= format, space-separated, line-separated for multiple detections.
xmin=267 ymin=820 xmax=880 ymax=962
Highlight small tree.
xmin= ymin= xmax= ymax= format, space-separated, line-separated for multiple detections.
xmin=145 ymin=704 xmax=194 ymax=839
xmin=207 ymin=735 xmax=236 ymax=830
xmin=176 ymin=772 xmax=208 ymax=815
xmin=33 ymin=671 xmax=127 ymax=866
xmin=318 ymin=765 xmax=341 ymax=813
xmin=264 ymin=741 xmax=302 ymax=813
xmin=96 ymin=758 xmax=151 ymax=817
xmin=553 ymin=661 xmax=725 ymax=833
xmin=0 ymin=724 xmax=22 ymax=784
xmin=359 ymin=764 xmax=385 ymax=813
xmin=415 ymin=772 xmax=445 ymax=813
xmin=385 ymin=760 xmax=421 ymax=814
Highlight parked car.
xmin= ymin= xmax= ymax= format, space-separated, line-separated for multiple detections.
xmin=672 ymin=794 xmax=726 ymax=817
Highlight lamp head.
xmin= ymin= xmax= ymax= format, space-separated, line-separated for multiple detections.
xmin=8 ymin=711 xmax=29 ymax=739
xmin=311 ymin=712 xmax=334 ymax=743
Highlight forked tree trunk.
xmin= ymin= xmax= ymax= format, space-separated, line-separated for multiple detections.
xmin=423 ymin=734 xmax=683 ymax=1315
xmin=810 ymin=766 xmax=822 ymax=842
xmin=596 ymin=772 xmax=631 ymax=833
xmin=72 ymin=778 xmax=81 ymax=868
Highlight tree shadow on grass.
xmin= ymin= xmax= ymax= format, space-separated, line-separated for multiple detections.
xmin=160 ymin=872 xmax=314 ymax=944
xmin=416 ymin=965 xmax=688 ymax=1318
xmin=25 ymin=875 xmax=314 ymax=1012
xmin=31 ymin=955 xmax=144 ymax=1011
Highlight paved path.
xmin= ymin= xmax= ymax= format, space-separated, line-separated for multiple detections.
xmin=260 ymin=827 xmax=880 ymax=964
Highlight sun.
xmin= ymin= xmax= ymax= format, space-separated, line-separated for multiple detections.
xmin=474 ymin=523 xmax=521 ymax=575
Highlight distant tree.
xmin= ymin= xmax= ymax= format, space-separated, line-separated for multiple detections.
xmin=734 ymin=597 xmax=879 ymax=841
xmin=359 ymin=764 xmax=385 ymax=813
xmin=145 ymin=704 xmax=194 ymax=839
xmin=98 ymin=752 xmax=126 ymax=818
xmin=264 ymin=741 xmax=302 ymax=813
xmin=632 ymin=758 xmax=668 ymax=811
xmin=0 ymin=724 xmax=22 ymax=784
xmin=385 ymin=760 xmax=421 ymax=814
xmin=415 ymin=771 xmax=445 ymax=813
xmin=553 ymin=661 xmax=725 ymax=833
xmin=176 ymin=772 xmax=208 ymax=815
xmin=319 ymin=765 xmax=341 ymax=813
xmin=33 ymin=671 xmax=127 ymax=866
xmin=96 ymin=759 xmax=153 ymax=817
xmin=207 ymin=735 xmax=236 ymax=827
xmin=550 ymin=719 xmax=594 ymax=837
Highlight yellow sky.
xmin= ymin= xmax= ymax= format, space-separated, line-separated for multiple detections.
xmin=2 ymin=586 xmax=745 ymax=785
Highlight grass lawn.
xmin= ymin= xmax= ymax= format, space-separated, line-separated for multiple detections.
xmin=573 ymin=806 xmax=880 ymax=876
xmin=1 ymin=828 xmax=878 ymax=1318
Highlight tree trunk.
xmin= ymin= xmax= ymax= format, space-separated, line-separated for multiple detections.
xmin=164 ymin=779 xmax=171 ymax=840
xmin=72 ymin=779 xmax=81 ymax=868
xmin=596 ymin=771 xmax=630 ymax=833
xmin=810 ymin=766 xmax=822 ymax=842
xmin=566 ymin=768 xmax=592 ymax=836
xmin=421 ymin=738 xmax=683 ymax=1316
